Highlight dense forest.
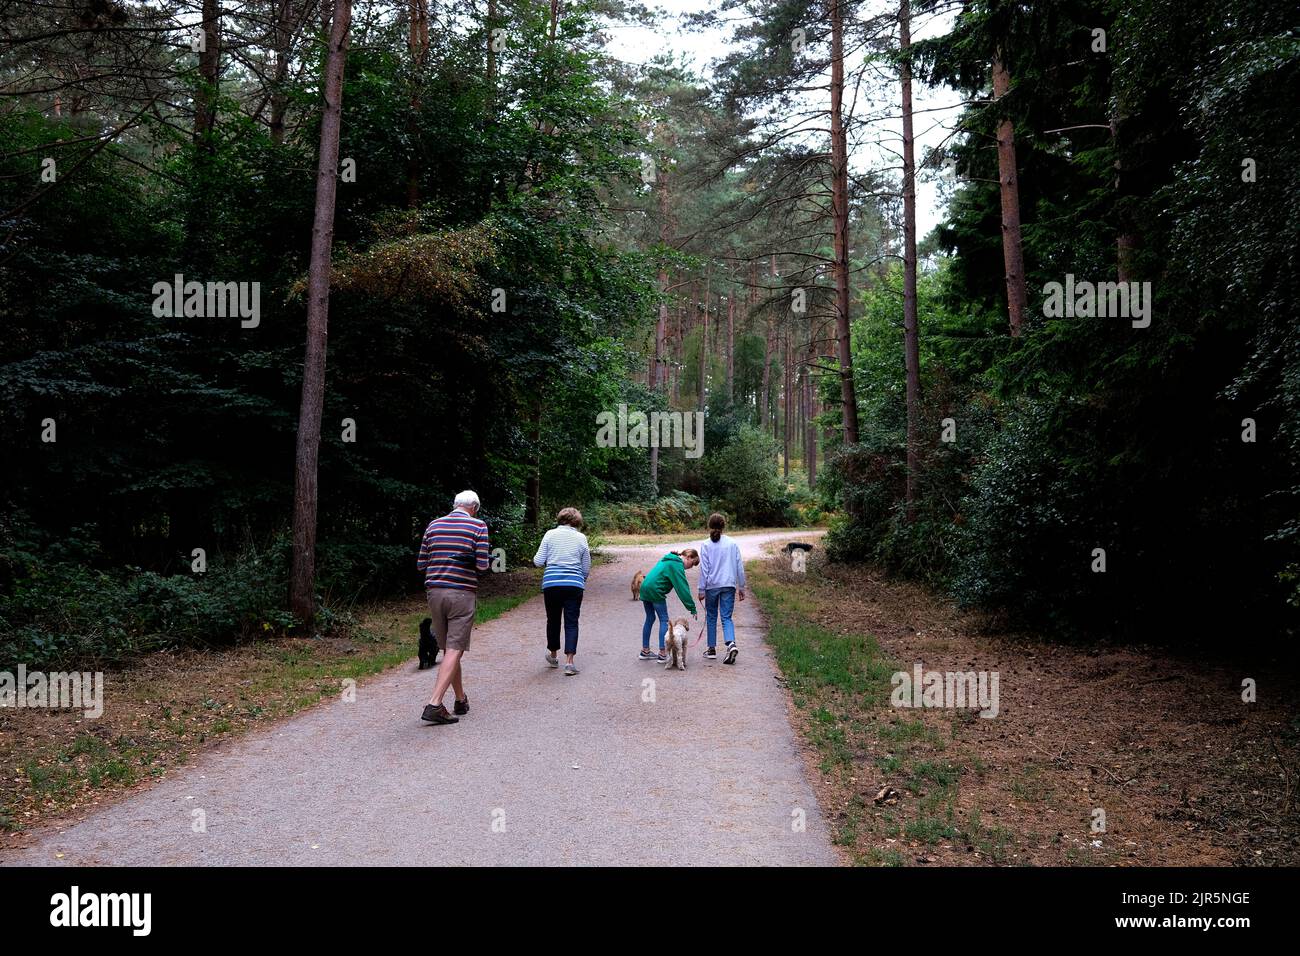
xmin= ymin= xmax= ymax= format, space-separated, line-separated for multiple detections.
xmin=1 ymin=0 xmax=1296 ymax=666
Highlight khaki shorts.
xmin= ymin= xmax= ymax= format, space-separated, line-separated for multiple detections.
xmin=425 ymin=587 xmax=477 ymax=652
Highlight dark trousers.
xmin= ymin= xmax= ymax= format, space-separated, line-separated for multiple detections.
xmin=543 ymin=586 xmax=584 ymax=655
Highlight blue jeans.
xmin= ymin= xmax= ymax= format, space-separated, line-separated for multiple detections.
xmin=642 ymin=599 xmax=669 ymax=650
xmin=705 ymin=587 xmax=736 ymax=648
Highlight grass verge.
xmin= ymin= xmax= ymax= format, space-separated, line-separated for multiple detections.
xmin=751 ymin=556 xmax=1010 ymax=866
xmin=0 ymin=570 xmax=539 ymax=841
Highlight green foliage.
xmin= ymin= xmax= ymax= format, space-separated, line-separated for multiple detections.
xmin=589 ymin=492 xmax=710 ymax=536
xmin=0 ymin=538 xmax=303 ymax=668
xmin=824 ymin=1 xmax=1300 ymax=638
xmin=946 ymin=400 xmax=1107 ymax=623
xmin=0 ymin=3 xmax=661 ymax=660
xmin=699 ymin=424 xmax=792 ymax=526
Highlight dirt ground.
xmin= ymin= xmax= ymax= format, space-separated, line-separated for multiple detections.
xmin=753 ymin=546 xmax=1300 ymax=867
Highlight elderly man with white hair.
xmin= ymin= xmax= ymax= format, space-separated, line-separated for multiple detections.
xmin=416 ymin=490 xmax=491 ymax=725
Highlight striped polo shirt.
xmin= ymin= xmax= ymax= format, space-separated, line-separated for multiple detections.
xmin=417 ymin=509 xmax=491 ymax=591
xmin=532 ymin=525 xmax=591 ymax=590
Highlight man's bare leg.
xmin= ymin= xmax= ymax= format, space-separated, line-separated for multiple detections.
xmin=429 ymin=648 xmax=463 ymax=707
xmin=450 ymin=659 xmax=466 ymax=702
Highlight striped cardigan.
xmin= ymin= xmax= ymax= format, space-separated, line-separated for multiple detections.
xmin=417 ymin=509 xmax=491 ymax=591
xmin=532 ymin=525 xmax=591 ymax=590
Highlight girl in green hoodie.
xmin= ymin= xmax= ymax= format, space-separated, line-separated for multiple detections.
xmin=638 ymin=549 xmax=699 ymax=661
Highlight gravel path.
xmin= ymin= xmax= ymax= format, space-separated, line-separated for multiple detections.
xmin=2 ymin=532 xmax=836 ymax=866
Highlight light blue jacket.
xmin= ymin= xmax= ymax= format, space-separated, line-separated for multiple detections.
xmin=698 ymin=534 xmax=745 ymax=592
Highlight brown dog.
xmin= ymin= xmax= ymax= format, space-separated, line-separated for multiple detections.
xmin=664 ymin=617 xmax=690 ymax=670
xmin=631 ymin=570 xmax=645 ymax=600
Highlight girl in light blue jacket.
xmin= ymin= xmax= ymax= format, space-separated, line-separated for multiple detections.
xmin=697 ymin=513 xmax=745 ymax=664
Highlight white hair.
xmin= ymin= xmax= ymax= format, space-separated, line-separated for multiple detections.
xmin=453 ymin=490 xmax=480 ymax=511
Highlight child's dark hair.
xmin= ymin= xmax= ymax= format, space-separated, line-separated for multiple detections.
xmin=707 ymin=512 xmax=726 ymax=543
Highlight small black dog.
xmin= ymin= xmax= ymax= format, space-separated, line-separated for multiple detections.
xmin=782 ymin=541 xmax=815 ymax=555
xmin=418 ymin=617 xmax=441 ymax=669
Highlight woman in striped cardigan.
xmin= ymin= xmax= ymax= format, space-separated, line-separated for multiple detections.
xmin=532 ymin=507 xmax=592 ymax=676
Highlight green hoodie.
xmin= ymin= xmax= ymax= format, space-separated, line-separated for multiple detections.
xmin=638 ymin=552 xmax=697 ymax=614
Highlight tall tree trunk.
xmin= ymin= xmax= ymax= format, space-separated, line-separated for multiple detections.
xmin=783 ymin=328 xmax=792 ymax=478
xmin=1112 ymin=79 xmax=1137 ymax=283
xmin=404 ymin=0 xmax=430 ymax=207
xmin=901 ymin=0 xmax=921 ymax=519
xmin=408 ymin=0 xmax=428 ymax=53
xmin=800 ymin=335 xmax=811 ymax=486
xmin=651 ymin=282 xmax=667 ymax=391
xmin=650 ymin=147 xmax=671 ymax=492
xmin=195 ymin=0 xmax=220 ymax=143
xmin=725 ymin=290 xmax=735 ymax=403
xmin=759 ymin=313 xmax=773 ymax=427
xmin=711 ymin=291 xmax=719 ymax=356
xmin=992 ymin=48 xmax=1028 ymax=337
xmin=525 ymin=0 xmax=563 ymax=503
xmin=795 ymin=359 xmax=803 ymax=462
xmin=650 ymin=156 xmax=671 ymax=393
xmin=766 ymin=254 xmax=779 ymax=436
xmin=487 ymin=0 xmax=498 ymax=91
xmin=288 ymin=0 xmax=352 ymax=627
xmin=187 ymin=0 xmax=222 ymax=268
xmin=269 ymin=0 xmax=294 ymax=145
xmin=673 ymin=284 xmax=683 ymax=404
xmin=830 ymin=0 xmax=860 ymax=443
xmin=525 ymin=398 xmax=542 ymax=524
xmin=699 ymin=266 xmax=711 ymax=410
xmin=747 ymin=260 xmax=759 ymax=414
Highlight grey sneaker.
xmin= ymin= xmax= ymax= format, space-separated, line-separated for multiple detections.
xmin=564 ymin=663 xmax=579 ymax=676
xmin=724 ymin=642 xmax=738 ymax=665
xmin=638 ymin=649 xmax=658 ymax=660
xmin=545 ymin=651 xmax=559 ymax=668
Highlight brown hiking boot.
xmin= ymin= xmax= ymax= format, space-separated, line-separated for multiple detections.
xmin=421 ymin=703 xmax=459 ymax=725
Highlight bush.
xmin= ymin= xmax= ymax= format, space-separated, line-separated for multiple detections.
xmin=317 ymin=540 xmax=414 ymax=604
xmin=0 ymin=538 xmax=301 ymax=668
xmin=487 ymin=518 xmax=546 ymax=574
xmin=780 ymin=473 xmax=829 ymax=526
xmin=588 ymin=492 xmax=710 ymax=535
xmin=700 ymin=424 xmax=792 ymax=526
xmin=948 ymin=399 xmax=1115 ymax=628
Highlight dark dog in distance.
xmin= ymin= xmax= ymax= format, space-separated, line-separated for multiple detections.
xmin=418 ymin=617 xmax=440 ymax=669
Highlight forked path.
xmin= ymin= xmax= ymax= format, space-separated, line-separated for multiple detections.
xmin=3 ymin=532 xmax=835 ymax=866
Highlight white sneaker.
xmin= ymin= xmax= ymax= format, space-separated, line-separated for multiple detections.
xmin=545 ymin=652 xmax=559 ymax=668
xmin=724 ymin=643 xmax=738 ymax=665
